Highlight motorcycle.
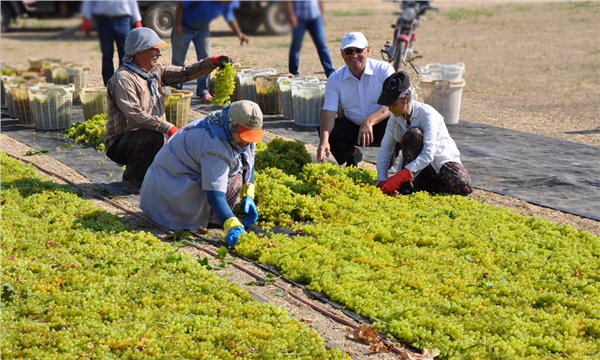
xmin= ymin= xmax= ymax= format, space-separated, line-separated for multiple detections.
xmin=380 ymin=1 xmax=438 ymax=72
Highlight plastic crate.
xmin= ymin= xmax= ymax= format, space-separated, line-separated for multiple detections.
xmin=6 ymin=76 xmax=47 ymax=121
xmin=66 ymin=65 xmax=89 ymax=103
xmin=237 ymin=68 xmax=277 ymax=102
xmin=80 ymin=87 xmax=107 ymax=121
xmin=164 ymin=88 xmax=192 ymax=128
xmin=12 ymin=83 xmax=37 ymax=124
xmin=420 ymin=79 xmax=465 ymax=124
xmin=291 ymin=81 xmax=326 ymax=127
xmin=29 ymin=84 xmax=75 ymax=130
xmin=43 ymin=61 xmax=61 ymax=83
xmin=278 ymin=76 xmax=319 ymax=120
xmin=3 ymin=77 xmax=19 ymax=118
xmin=255 ymin=73 xmax=292 ymax=115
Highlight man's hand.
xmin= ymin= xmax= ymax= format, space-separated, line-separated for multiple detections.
xmin=239 ymin=34 xmax=249 ymax=46
xmin=317 ymin=141 xmax=330 ymax=163
xmin=82 ymin=19 xmax=92 ymax=36
xmin=211 ymin=54 xmax=233 ymax=68
xmin=358 ymin=121 xmax=374 ymax=146
xmin=380 ymin=168 xmax=412 ymax=196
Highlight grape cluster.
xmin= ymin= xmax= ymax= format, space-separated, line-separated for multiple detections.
xmin=65 ymin=113 xmax=107 ymax=151
xmin=211 ymin=63 xmax=236 ymax=106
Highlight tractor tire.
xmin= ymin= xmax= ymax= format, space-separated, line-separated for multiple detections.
xmin=143 ymin=2 xmax=176 ymax=38
xmin=263 ymin=2 xmax=290 ymax=35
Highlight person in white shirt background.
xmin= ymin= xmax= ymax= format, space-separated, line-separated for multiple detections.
xmin=317 ymin=31 xmax=396 ymax=167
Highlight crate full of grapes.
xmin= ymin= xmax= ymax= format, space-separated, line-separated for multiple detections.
xmin=291 ymin=81 xmax=326 ymax=127
xmin=28 ymin=83 xmax=74 ymax=130
xmin=80 ymin=87 xmax=107 ymax=121
xmin=164 ymin=88 xmax=192 ymax=128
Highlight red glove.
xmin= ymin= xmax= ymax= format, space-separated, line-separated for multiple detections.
xmin=380 ymin=168 xmax=412 ymax=196
xmin=210 ymin=54 xmax=233 ymax=68
xmin=82 ymin=19 xmax=92 ymax=36
xmin=167 ymin=125 xmax=179 ymax=138
xmin=134 ymin=20 xmax=142 ymax=28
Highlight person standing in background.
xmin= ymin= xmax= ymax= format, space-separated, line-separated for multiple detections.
xmin=171 ymin=1 xmax=249 ymax=101
xmin=81 ymin=0 xmax=142 ymax=85
xmin=285 ymin=0 xmax=335 ymax=78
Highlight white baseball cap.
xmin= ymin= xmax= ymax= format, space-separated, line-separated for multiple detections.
xmin=341 ymin=32 xmax=368 ymax=50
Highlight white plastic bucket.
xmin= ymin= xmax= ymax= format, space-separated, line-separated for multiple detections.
xmin=420 ymin=80 xmax=465 ymax=124
xmin=419 ymin=63 xmax=465 ymax=82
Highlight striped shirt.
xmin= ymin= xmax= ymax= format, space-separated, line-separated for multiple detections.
xmin=292 ymin=0 xmax=321 ymax=20
xmin=105 ymin=59 xmax=215 ymax=150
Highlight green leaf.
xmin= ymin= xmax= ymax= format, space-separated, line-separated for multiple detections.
xmin=216 ymin=246 xmax=228 ymax=259
xmin=2 ymin=282 xmax=15 ymax=303
xmin=25 ymin=149 xmax=49 ymax=156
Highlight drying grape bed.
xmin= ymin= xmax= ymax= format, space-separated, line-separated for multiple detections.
xmin=242 ymin=141 xmax=600 ymax=359
xmin=2 ymin=138 xmax=599 ymax=359
xmin=0 ymin=152 xmax=348 ymax=359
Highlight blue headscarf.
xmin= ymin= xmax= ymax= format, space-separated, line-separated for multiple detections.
xmin=188 ymin=105 xmax=255 ymax=184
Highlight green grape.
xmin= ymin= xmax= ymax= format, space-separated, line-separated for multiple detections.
xmin=0 ymin=152 xmax=350 ymax=360
xmin=65 ymin=113 xmax=107 ymax=151
xmin=211 ymin=63 xmax=236 ymax=106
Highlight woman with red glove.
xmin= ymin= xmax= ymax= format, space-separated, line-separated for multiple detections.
xmin=81 ymin=0 xmax=143 ymax=85
xmin=376 ymin=71 xmax=472 ymax=196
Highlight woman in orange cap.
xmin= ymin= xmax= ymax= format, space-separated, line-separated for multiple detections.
xmin=140 ymin=100 xmax=263 ymax=247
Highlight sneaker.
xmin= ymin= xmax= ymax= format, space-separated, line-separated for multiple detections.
xmin=345 ymin=148 xmax=363 ymax=167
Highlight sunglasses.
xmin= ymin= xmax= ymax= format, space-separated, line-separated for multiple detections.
xmin=343 ymin=47 xmax=366 ymax=55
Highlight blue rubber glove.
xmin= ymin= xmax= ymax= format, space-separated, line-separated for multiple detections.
xmin=241 ymin=196 xmax=258 ymax=227
xmin=224 ymin=217 xmax=245 ymax=247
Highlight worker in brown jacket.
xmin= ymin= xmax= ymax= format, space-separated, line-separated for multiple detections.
xmin=105 ymin=27 xmax=231 ymax=194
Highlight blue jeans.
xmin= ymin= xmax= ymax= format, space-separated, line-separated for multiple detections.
xmin=171 ymin=22 xmax=211 ymax=96
xmin=94 ymin=15 xmax=131 ymax=85
xmin=289 ymin=17 xmax=334 ymax=78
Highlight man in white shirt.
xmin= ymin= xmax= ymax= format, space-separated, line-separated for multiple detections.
xmin=317 ymin=32 xmax=395 ymax=167
xmin=376 ymin=71 xmax=472 ymax=196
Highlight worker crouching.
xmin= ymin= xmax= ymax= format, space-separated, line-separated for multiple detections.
xmin=140 ymin=100 xmax=263 ymax=247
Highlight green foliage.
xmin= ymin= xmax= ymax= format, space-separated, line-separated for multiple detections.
xmin=65 ymin=113 xmax=107 ymax=151
xmin=255 ymin=138 xmax=312 ymax=177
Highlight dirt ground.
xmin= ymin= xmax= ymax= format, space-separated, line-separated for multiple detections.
xmin=1 ymin=1 xmax=599 ymax=358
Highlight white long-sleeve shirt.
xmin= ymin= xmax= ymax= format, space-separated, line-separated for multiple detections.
xmin=377 ymin=101 xmax=462 ymax=181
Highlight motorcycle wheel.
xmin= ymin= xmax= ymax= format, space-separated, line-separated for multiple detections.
xmin=393 ymin=42 xmax=406 ymax=71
